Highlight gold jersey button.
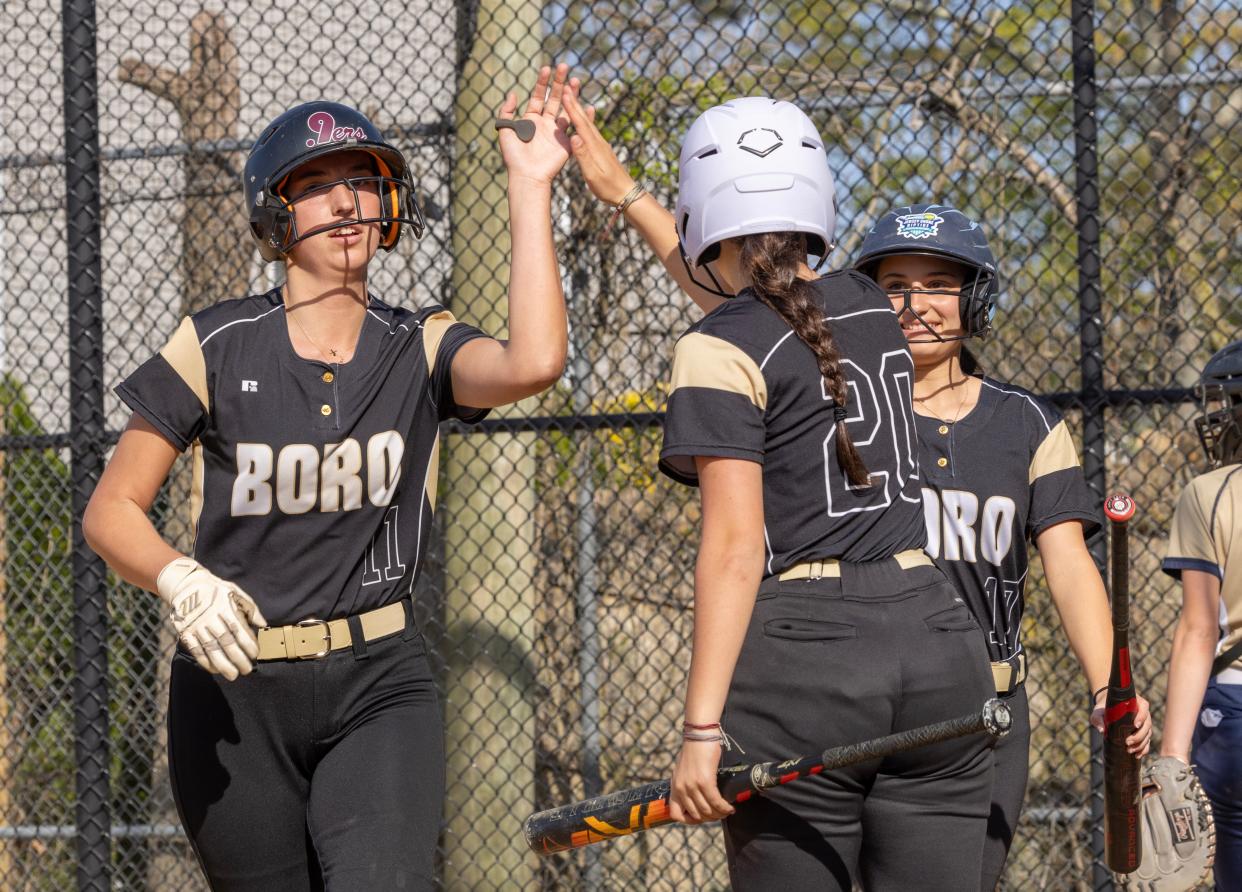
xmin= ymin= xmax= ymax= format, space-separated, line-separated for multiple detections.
xmin=320 ymin=404 xmax=332 ymax=416
xmin=322 ymin=371 xmax=335 ymax=384
xmin=937 ymin=457 xmax=948 ymax=468
xmin=938 ymin=424 xmax=949 ymax=435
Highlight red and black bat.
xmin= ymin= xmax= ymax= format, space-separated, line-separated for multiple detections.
xmin=1103 ymin=492 xmax=1142 ymax=873
xmin=524 ymin=698 xmax=1011 ymax=855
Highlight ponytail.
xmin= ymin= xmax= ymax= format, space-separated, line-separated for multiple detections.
xmin=739 ymin=232 xmax=871 ymax=487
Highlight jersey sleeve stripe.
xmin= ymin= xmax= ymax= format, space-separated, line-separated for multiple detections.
xmin=1161 ymin=556 xmax=1224 ymax=580
xmin=423 ymin=310 xmax=458 ymax=377
xmin=1028 ymin=420 xmax=1080 ymax=484
xmin=671 ymin=332 xmax=768 ymax=410
xmin=158 ymin=317 xmax=209 ymax=410
xmin=759 ymin=330 xmax=796 ymax=371
xmin=198 ymin=303 xmax=284 ymax=347
xmin=367 ymin=307 xmax=410 ymax=332
xmin=981 ymin=377 xmax=1052 ymax=432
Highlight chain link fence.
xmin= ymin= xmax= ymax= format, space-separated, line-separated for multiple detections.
xmin=0 ymin=0 xmax=1238 ymax=889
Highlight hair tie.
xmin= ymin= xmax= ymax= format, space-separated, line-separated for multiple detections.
xmin=833 ymin=406 xmax=848 ymax=422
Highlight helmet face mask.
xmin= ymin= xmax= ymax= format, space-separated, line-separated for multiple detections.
xmin=854 ymin=205 xmax=999 ymax=340
xmin=882 ymin=260 xmax=997 ymax=344
xmin=1194 ymin=387 xmax=1242 ymax=468
xmin=256 ymin=171 xmax=424 ymax=260
xmin=244 ymin=101 xmax=425 ymax=263
xmin=1194 ymin=340 xmax=1242 ymax=467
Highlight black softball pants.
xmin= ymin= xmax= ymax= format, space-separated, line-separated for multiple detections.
xmin=721 ymin=560 xmax=996 ymax=892
xmin=167 ymin=610 xmax=443 ymax=892
xmin=981 ymin=685 xmax=1031 ymax=891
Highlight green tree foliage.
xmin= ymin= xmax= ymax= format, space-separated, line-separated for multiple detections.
xmin=0 ymin=375 xmax=74 ymax=888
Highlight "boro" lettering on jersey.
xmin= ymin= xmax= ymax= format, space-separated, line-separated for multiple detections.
xmin=921 ymin=488 xmax=1017 ymax=565
xmin=231 ymin=431 xmax=405 ymax=516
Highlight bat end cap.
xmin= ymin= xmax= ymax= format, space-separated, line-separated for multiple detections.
xmin=982 ymin=698 xmax=1013 ymax=737
xmin=1104 ymin=493 xmax=1136 ymax=523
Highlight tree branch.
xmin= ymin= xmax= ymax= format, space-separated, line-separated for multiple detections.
xmin=117 ymin=60 xmax=187 ymax=104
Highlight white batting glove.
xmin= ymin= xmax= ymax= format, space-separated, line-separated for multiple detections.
xmin=156 ymin=557 xmax=268 ymax=681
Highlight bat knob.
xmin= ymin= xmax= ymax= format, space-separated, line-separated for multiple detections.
xmin=982 ymin=698 xmax=1013 ymax=737
xmin=1104 ymin=493 xmax=1136 ymax=523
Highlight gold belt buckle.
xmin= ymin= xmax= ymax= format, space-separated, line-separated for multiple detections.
xmin=296 ymin=618 xmax=332 ymax=659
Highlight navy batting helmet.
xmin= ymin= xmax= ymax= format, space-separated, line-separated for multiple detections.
xmin=854 ymin=204 xmax=999 ymax=340
xmin=1196 ymin=340 xmax=1242 ymax=467
xmin=243 ymin=101 xmax=425 ymax=262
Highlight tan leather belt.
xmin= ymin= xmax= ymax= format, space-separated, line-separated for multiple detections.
xmin=991 ymin=652 xmax=1027 ymax=695
xmin=778 ymin=549 xmax=933 ymax=580
xmin=256 ymin=600 xmax=408 ymax=661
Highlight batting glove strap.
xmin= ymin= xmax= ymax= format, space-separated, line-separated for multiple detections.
xmin=156 ymin=557 xmax=267 ymax=682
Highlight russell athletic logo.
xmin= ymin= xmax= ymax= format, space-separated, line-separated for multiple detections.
xmin=895 ymin=212 xmax=945 ymax=240
xmin=305 ymin=111 xmax=367 ymax=148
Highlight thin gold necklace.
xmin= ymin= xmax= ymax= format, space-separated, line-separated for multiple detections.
xmin=287 ymin=306 xmax=342 ymax=363
xmin=915 ymin=373 xmax=973 ymax=425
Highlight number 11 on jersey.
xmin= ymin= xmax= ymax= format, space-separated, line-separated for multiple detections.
xmin=362 ymin=506 xmax=406 ymax=585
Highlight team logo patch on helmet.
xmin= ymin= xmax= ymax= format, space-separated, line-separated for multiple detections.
xmin=305 ymin=111 xmax=368 ymax=148
xmin=895 ymin=212 xmax=945 ymax=240
xmin=737 ymin=128 xmax=783 ymax=158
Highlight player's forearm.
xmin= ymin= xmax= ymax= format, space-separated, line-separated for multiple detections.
xmin=1160 ymin=618 xmax=1217 ymax=760
xmin=1041 ymin=533 xmax=1113 ymax=692
xmin=502 ymin=177 xmax=568 ymax=393
xmin=82 ymin=494 xmax=181 ymax=593
xmin=684 ymin=547 xmax=764 ymax=725
xmin=625 ymin=196 xmax=727 ymax=315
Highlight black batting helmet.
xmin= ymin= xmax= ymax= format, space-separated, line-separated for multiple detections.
xmin=243 ymin=101 xmax=425 ymax=262
xmin=1196 ymin=340 xmax=1242 ymax=467
xmin=854 ymin=204 xmax=999 ymax=339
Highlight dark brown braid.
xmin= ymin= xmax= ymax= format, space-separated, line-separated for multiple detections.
xmin=739 ymin=232 xmax=871 ymax=487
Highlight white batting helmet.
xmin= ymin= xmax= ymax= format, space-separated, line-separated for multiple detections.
xmin=674 ymin=97 xmax=838 ymax=268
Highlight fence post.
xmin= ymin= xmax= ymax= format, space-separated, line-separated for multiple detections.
xmin=61 ymin=0 xmax=111 ymax=888
xmin=1070 ymin=0 xmax=1111 ymax=887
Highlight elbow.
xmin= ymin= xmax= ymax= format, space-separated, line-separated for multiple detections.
xmin=81 ymin=495 xmax=104 ymax=557
xmin=1176 ymin=617 xmax=1220 ymax=645
xmin=699 ymin=534 xmax=765 ymax=582
xmin=519 ymin=351 xmax=566 ymax=395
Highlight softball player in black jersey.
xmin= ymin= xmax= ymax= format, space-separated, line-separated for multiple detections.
xmin=854 ymin=204 xmax=1152 ymax=890
xmin=83 ymin=65 xmax=576 ymax=891
xmin=564 ymin=93 xmax=997 ymax=891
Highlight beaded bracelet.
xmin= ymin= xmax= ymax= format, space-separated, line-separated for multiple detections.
xmin=598 ymin=182 xmax=648 ymax=241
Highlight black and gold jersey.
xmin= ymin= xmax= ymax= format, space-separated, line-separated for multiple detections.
xmin=916 ymin=378 xmax=1099 ymax=662
xmin=659 ymin=270 xmax=926 ymax=573
xmin=1163 ymin=464 xmax=1242 ymax=673
xmin=116 ymin=288 xmax=487 ymax=625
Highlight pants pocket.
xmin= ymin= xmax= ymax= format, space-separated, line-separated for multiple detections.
xmin=763 ymin=618 xmax=857 ymax=642
xmin=923 ymin=603 xmax=979 ymax=633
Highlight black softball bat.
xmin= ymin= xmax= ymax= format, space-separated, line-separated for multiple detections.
xmin=524 ymin=698 xmax=1012 ymax=854
xmin=1102 ymin=492 xmax=1142 ymax=873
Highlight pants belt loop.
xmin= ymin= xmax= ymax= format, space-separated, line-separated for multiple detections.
xmin=400 ymin=598 xmax=418 ymax=642
xmin=347 ymin=614 xmax=369 ymax=660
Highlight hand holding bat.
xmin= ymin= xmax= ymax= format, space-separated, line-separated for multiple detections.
xmin=525 ymin=698 xmax=1011 ymax=855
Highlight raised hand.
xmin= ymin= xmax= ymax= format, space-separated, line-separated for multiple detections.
xmin=496 ymin=63 xmax=573 ymax=186
xmin=561 ymin=82 xmax=637 ymax=206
